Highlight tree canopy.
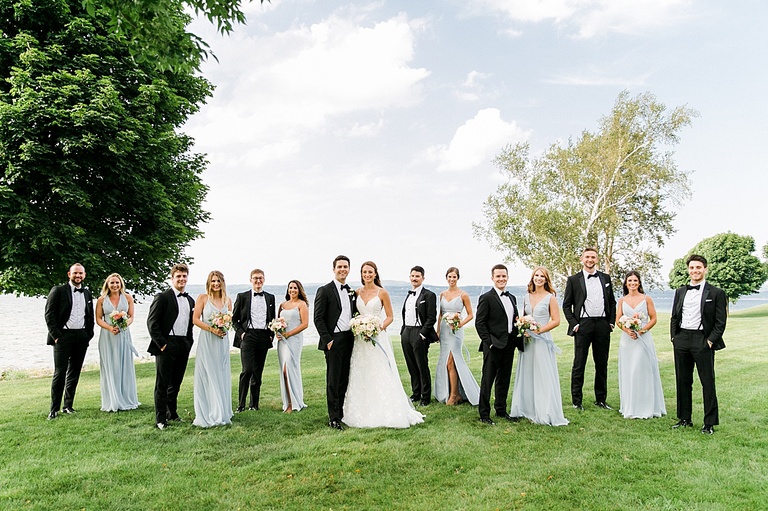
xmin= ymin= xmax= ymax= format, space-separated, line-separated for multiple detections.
xmin=0 ymin=0 xmax=212 ymax=296
xmin=669 ymin=232 xmax=768 ymax=303
xmin=474 ymin=90 xmax=697 ymax=287
xmin=84 ymin=0 xmax=268 ymax=72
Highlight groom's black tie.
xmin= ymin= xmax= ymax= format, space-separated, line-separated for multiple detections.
xmin=587 ymin=273 xmax=599 ymax=279
xmin=686 ymin=284 xmax=701 ymax=291
xmin=73 ymin=288 xmax=84 ymax=293
xmin=253 ymin=291 xmax=264 ymax=297
xmin=177 ymin=292 xmax=188 ymax=298
xmin=407 ymin=290 xmax=416 ymax=296
xmin=340 ymin=284 xmax=350 ymax=292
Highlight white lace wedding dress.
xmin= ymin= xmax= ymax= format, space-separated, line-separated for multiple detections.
xmin=343 ymin=291 xmax=425 ymax=428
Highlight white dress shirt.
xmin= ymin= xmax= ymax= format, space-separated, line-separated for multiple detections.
xmin=250 ymin=292 xmax=267 ymax=329
xmin=335 ymin=280 xmax=352 ymax=332
xmin=170 ymin=288 xmax=191 ymax=336
xmin=581 ymin=269 xmax=605 ymax=318
xmin=495 ymin=288 xmax=516 ymax=334
xmin=65 ymin=283 xmax=86 ymax=329
xmin=681 ymin=280 xmax=704 ymax=330
xmin=404 ymin=285 xmax=423 ymax=327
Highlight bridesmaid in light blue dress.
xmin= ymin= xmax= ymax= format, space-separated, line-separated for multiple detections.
xmin=617 ymin=271 xmax=666 ymax=419
xmin=510 ymin=266 xmax=568 ymax=426
xmin=95 ymin=273 xmax=140 ymax=412
xmin=276 ymin=280 xmax=309 ymax=413
xmin=435 ymin=267 xmax=480 ymax=406
xmin=192 ymin=271 xmax=234 ymax=427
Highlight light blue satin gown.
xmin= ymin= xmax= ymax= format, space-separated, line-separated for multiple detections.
xmin=509 ymin=294 xmax=568 ymax=426
xmin=434 ymin=296 xmax=480 ymax=405
xmin=98 ymin=294 xmax=140 ymax=412
xmin=618 ymin=298 xmax=666 ymax=419
xmin=277 ymin=307 xmax=307 ymax=411
xmin=193 ymin=299 xmax=233 ymax=427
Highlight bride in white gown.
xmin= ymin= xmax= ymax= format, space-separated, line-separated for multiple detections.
xmin=343 ymin=261 xmax=425 ymax=428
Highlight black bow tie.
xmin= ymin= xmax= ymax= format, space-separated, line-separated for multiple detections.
xmin=587 ymin=273 xmax=599 ymax=279
xmin=686 ymin=284 xmax=700 ymax=291
xmin=73 ymin=288 xmax=84 ymax=293
xmin=177 ymin=292 xmax=188 ymax=298
xmin=253 ymin=291 xmax=264 ymax=297
xmin=408 ymin=290 xmax=416 ymax=296
xmin=501 ymin=291 xmax=511 ymax=297
xmin=340 ymin=284 xmax=350 ymax=292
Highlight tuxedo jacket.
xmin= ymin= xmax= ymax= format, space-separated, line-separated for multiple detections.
xmin=146 ymin=288 xmax=195 ymax=355
xmin=400 ymin=288 xmax=438 ymax=343
xmin=670 ymin=282 xmax=727 ymax=350
xmin=562 ymin=270 xmax=617 ymax=336
xmin=232 ymin=290 xmax=276 ymax=348
xmin=475 ymin=289 xmax=523 ymax=352
xmin=44 ymin=284 xmax=95 ymax=345
xmin=314 ymin=281 xmax=357 ymax=350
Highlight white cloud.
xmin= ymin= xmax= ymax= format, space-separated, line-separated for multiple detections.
xmin=335 ymin=119 xmax=385 ymax=138
xmin=470 ymin=0 xmax=693 ymax=38
xmin=428 ymin=108 xmax=530 ymax=172
xmin=452 ymin=70 xmax=492 ymax=101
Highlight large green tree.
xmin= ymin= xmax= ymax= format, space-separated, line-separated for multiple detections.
xmin=475 ymin=90 xmax=697 ymax=287
xmin=0 ymin=0 xmax=212 ymax=296
xmin=669 ymin=233 xmax=767 ymax=303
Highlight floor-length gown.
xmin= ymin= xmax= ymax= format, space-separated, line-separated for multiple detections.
xmin=193 ymin=300 xmax=233 ymax=427
xmin=277 ymin=307 xmax=307 ymax=412
xmin=509 ymin=294 xmax=568 ymax=426
xmin=434 ymin=296 xmax=480 ymax=405
xmin=343 ymin=291 xmax=424 ymax=428
xmin=99 ymin=294 xmax=140 ymax=412
xmin=618 ymin=298 xmax=666 ymax=419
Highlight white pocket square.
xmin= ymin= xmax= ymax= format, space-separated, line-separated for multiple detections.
xmin=706 ymin=299 xmax=712 ymax=302
xmin=605 ymin=283 xmax=610 ymax=287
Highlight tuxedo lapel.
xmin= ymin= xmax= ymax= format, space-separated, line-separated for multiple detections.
xmin=491 ymin=290 xmax=508 ymax=322
xmin=699 ymin=283 xmax=711 ymax=314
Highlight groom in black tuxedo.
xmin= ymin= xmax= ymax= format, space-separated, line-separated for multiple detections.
xmin=670 ymin=254 xmax=727 ymax=434
xmin=475 ymin=264 xmax=523 ymax=425
xmin=232 ymin=269 xmax=276 ymax=412
xmin=400 ymin=265 xmax=438 ymax=406
xmin=562 ymin=247 xmax=616 ymax=411
xmin=44 ymin=263 xmax=95 ymax=420
xmin=314 ymin=255 xmax=356 ymax=430
xmin=146 ymin=263 xmax=195 ymax=430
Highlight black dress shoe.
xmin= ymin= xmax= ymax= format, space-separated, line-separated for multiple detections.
xmin=594 ymin=401 xmax=613 ymax=410
xmin=47 ymin=411 xmax=58 ymax=420
xmin=496 ymin=413 xmax=520 ymax=422
xmin=479 ymin=417 xmax=495 ymax=425
xmin=419 ymin=399 xmax=430 ymax=406
xmin=409 ymin=395 xmax=419 ymax=402
xmin=701 ymin=424 xmax=714 ymax=435
xmin=168 ymin=416 xmax=182 ymax=422
xmin=62 ymin=407 xmax=76 ymax=414
xmin=235 ymin=406 xmax=245 ymax=413
xmin=328 ymin=420 xmax=344 ymax=430
xmin=672 ymin=419 xmax=693 ymax=429
xmin=249 ymin=406 xmax=259 ymax=411
xmin=572 ymin=404 xmax=584 ymax=411
xmin=156 ymin=422 xmax=167 ymax=430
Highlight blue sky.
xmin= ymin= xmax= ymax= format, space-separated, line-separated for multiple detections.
xmin=182 ymin=0 xmax=768 ymax=287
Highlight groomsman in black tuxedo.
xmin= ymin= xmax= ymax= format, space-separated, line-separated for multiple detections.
xmin=400 ymin=265 xmax=438 ymax=406
xmin=562 ymin=247 xmax=616 ymax=411
xmin=670 ymin=254 xmax=727 ymax=435
xmin=147 ymin=263 xmax=195 ymax=430
xmin=475 ymin=264 xmax=523 ymax=425
xmin=45 ymin=263 xmax=95 ymax=420
xmin=232 ymin=269 xmax=276 ymax=412
xmin=314 ymin=255 xmax=356 ymax=430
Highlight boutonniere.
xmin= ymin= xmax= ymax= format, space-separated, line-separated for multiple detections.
xmin=604 ymin=282 xmax=610 ymax=288
xmin=347 ymin=290 xmax=356 ymax=299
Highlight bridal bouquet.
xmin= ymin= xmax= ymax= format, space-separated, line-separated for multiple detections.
xmin=350 ymin=314 xmax=382 ymax=346
xmin=618 ymin=312 xmax=645 ymax=333
xmin=268 ymin=317 xmax=287 ymax=336
xmin=443 ymin=312 xmax=461 ymax=333
xmin=515 ymin=315 xmax=540 ymax=340
xmin=210 ymin=311 xmax=233 ymax=332
xmin=109 ymin=310 xmax=129 ymax=330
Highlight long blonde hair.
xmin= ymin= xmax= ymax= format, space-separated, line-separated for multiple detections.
xmin=100 ymin=273 xmax=127 ymax=297
xmin=205 ymin=270 xmax=227 ymax=300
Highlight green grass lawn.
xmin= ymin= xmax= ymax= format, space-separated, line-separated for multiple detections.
xmin=1 ymin=311 xmax=767 ymax=510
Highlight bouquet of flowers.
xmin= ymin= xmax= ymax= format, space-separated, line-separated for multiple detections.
xmin=350 ymin=314 xmax=382 ymax=346
xmin=515 ymin=315 xmax=540 ymax=340
xmin=443 ymin=312 xmax=461 ymax=333
xmin=268 ymin=317 xmax=287 ymax=336
xmin=109 ymin=310 xmax=129 ymax=330
xmin=618 ymin=312 xmax=645 ymax=333
xmin=210 ymin=311 xmax=233 ymax=332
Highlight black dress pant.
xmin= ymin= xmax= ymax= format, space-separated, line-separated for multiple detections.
xmin=478 ymin=341 xmax=516 ymax=419
xmin=154 ymin=335 xmax=192 ymax=424
xmin=324 ymin=331 xmax=354 ymax=421
xmin=238 ymin=329 xmax=272 ymax=409
xmin=401 ymin=326 xmax=431 ymax=400
xmin=673 ymin=329 xmax=719 ymax=425
xmin=570 ymin=317 xmax=612 ymax=406
xmin=50 ymin=329 xmax=90 ymax=412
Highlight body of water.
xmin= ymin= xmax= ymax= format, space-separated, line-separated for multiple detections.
xmin=2 ymin=283 xmax=766 ymax=373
